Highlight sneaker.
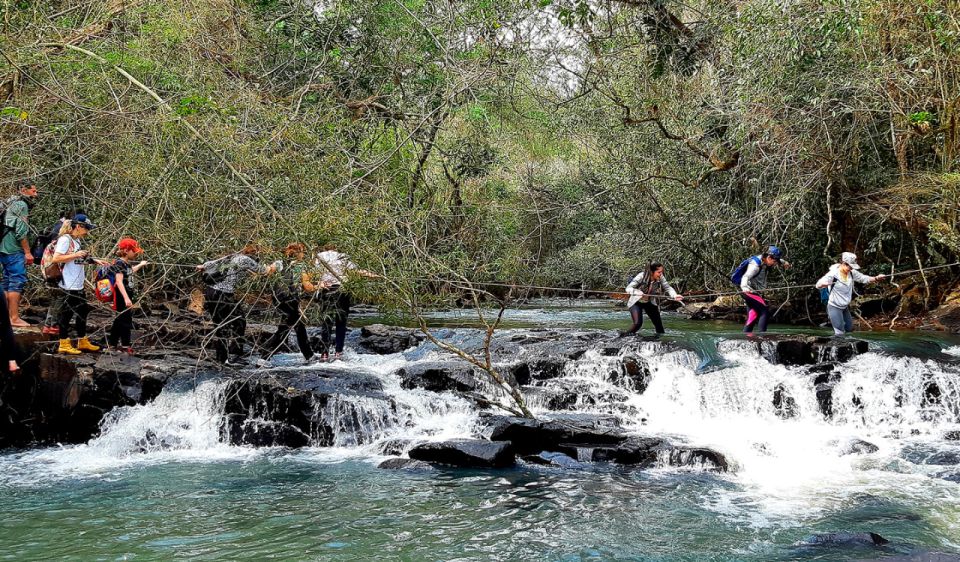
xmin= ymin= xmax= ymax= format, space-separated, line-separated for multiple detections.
xmin=42 ymin=326 xmax=59 ymax=336
xmin=333 ymin=352 xmax=343 ymax=362
xmin=319 ymin=353 xmax=329 ymax=362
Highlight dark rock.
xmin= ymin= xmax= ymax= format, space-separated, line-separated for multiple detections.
xmin=221 ymin=370 xmax=393 ymax=448
xmin=376 ymin=438 xmax=417 ymax=456
xmin=613 ymin=355 xmax=652 ymax=393
xmin=522 ymin=451 xmax=587 ymax=468
xmin=522 ymin=386 xmax=578 ymax=411
xmin=397 ymin=361 xmax=477 ymax=392
xmin=378 ymin=458 xmax=435 ymax=470
xmin=794 ymin=532 xmax=889 ymax=547
xmin=840 ymin=439 xmax=879 ymax=455
xmin=900 ymin=443 xmax=960 ymax=465
xmin=486 ymin=414 xmax=626 ymax=454
xmin=557 ymin=437 xmax=664 ymax=464
xmin=507 ymin=357 xmax=568 ymax=386
xmin=408 ymin=439 xmax=515 ymax=468
xmin=943 ymin=430 xmax=960 ymax=441
xmin=358 ymin=324 xmax=424 ymax=354
xmin=665 ymin=446 xmax=730 ymax=472
xmin=733 ymin=335 xmax=868 ymax=366
xmin=225 ymin=417 xmax=310 ymax=448
xmin=772 ymin=384 xmax=797 ymax=419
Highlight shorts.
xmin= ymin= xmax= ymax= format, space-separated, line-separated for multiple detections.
xmin=0 ymin=252 xmax=27 ymax=293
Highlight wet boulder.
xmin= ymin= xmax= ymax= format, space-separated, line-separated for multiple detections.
xmin=506 ymin=357 xmax=568 ymax=386
xmin=222 ymin=369 xmax=393 ymax=448
xmin=522 ymin=451 xmax=588 ymax=468
xmin=397 ymin=361 xmax=478 ymax=393
xmin=358 ymin=324 xmax=425 ymax=355
xmin=729 ymin=335 xmax=869 ymax=366
xmin=485 ymin=414 xmax=627 ymax=454
xmin=839 ymin=439 xmax=879 ymax=455
xmin=772 ymin=384 xmax=798 ymax=419
xmin=557 ymin=437 xmax=664 ymax=465
xmin=612 ymin=355 xmax=652 ymax=394
xmin=378 ymin=458 xmax=435 ymax=470
xmin=665 ymin=446 xmax=730 ymax=472
xmin=408 ymin=439 xmax=515 ymax=468
xmin=794 ymin=532 xmax=889 ymax=547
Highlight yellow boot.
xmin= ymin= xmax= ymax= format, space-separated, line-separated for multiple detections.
xmin=58 ymin=338 xmax=82 ymax=355
xmin=76 ymin=338 xmax=101 ymax=352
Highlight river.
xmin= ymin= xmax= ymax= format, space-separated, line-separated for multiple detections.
xmin=2 ymin=300 xmax=960 ymax=561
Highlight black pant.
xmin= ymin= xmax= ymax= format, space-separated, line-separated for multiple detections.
xmin=58 ymin=290 xmax=89 ymax=338
xmin=628 ymin=302 xmax=665 ymax=334
xmin=204 ymin=287 xmax=247 ymax=363
xmin=264 ymin=297 xmax=312 ymax=360
xmin=319 ymin=290 xmax=350 ymax=353
xmin=742 ymin=292 xmax=770 ymax=333
xmin=109 ymin=295 xmax=134 ymax=348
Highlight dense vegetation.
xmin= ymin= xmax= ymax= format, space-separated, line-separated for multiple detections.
xmin=1 ymin=0 xmax=958 ymax=315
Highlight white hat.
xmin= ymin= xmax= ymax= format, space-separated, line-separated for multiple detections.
xmin=841 ymin=252 xmax=860 ymax=270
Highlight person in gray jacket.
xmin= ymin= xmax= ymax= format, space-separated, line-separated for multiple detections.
xmin=623 ymin=262 xmax=683 ymax=335
xmin=815 ymin=252 xmax=885 ymax=336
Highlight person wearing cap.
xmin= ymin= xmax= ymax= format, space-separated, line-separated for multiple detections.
xmin=816 ymin=252 xmax=886 ymax=336
xmin=106 ymin=238 xmax=149 ymax=353
xmin=740 ymin=245 xmax=792 ymax=334
xmin=49 ymin=214 xmax=109 ymax=355
xmin=39 ymin=209 xmax=82 ymax=336
xmin=0 ymin=180 xmax=39 ymax=327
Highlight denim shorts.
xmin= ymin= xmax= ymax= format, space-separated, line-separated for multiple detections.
xmin=0 ymin=251 xmax=27 ymax=293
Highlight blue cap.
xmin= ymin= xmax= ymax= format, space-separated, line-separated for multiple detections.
xmin=767 ymin=245 xmax=783 ymax=261
xmin=72 ymin=214 xmax=97 ymax=229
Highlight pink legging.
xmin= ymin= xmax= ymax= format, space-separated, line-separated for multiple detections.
xmin=741 ymin=292 xmax=769 ymax=333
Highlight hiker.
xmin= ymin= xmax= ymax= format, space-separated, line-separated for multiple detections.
xmin=106 ymin=238 xmax=149 ymax=354
xmin=732 ymin=245 xmax=792 ymax=334
xmin=263 ymin=242 xmax=316 ymax=362
xmin=623 ymin=262 xmax=683 ymax=335
xmin=815 ymin=252 xmax=886 ymax=336
xmin=315 ymin=243 xmax=377 ymax=362
xmin=0 ymin=292 xmax=21 ymax=375
xmin=49 ymin=215 xmax=108 ymax=355
xmin=39 ymin=209 xmax=80 ymax=336
xmin=0 ymin=180 xmax=39 ymax=327
xmin=198 ymin=245 xmax=278 ymax=364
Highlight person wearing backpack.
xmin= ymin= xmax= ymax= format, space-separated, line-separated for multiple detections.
xmin=197 ymin=244 xmax=278 ymax=364
xmin=732 ymin=245 xmax=791 ymax=334
xmin=815 ymin=252 xmax=886 ymax=336
xmin=622 ymin=262 xmax=683 ymax=335
xmin=0 ymin=180 xmax=39 ymax=327
xmin=39 ymin=210 xmax=80 ymax=336
xmin=48 ymin=214 xmax=108 ymax=355
xmin=106 ymin=238 xmax=149 ymax=354
xmin=262 ymin=242 xmax=316 ymax=362
xmin=315 ymin=243 xmax=378 ymax=362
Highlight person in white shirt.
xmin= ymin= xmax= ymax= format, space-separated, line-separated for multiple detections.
xmin=815 ymin=252 xmax=886 ymax=336
xmin=314 ymin=243 xmax=377 ymax=361
xmin=49 ymin=214 xmax=109 ymax=355
xmin=623 ymin=262 xmax=683 ymax=335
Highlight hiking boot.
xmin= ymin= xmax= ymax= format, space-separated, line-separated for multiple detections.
xmin=57 ymin=339 xmax=82 ymax=355
xmin=76 ymin=338 xmax=101 ymax=352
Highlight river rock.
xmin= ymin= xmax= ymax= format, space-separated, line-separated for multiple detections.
xmin=522 ymin=451 xmax=588 ymax=468
xmin=772 ymin=384 xmax=798 ymax=419
xmin=665 ymin=446 xmax=730 ymax=471
xmin=507 ymin=357 xmax=568 ymax=386
xmin=839 ymin=439 xmax=880 ymax=455
xmin=397 ymin=361 xmax=478 ymax=392
xmin=408 ymin=439 xmax=516 ymax=468
xmin=358 ymin=324 xmax=424 ymax=354
xmin=794 ymin=532 xmax=889 ymax=547
xmin=221 ymin=368 xmax=393 ymax=447
xmin=723 ymin=335 xmax=869 ymax=366
xmin=378 ymin=458 xmax=435 ymax=470
xmin=485 ymin=414 xmax=627 ymax=454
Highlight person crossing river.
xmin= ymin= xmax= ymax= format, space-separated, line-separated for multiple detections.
xmin=816 ymin=252 xmax=886 ymax=336
xmin=731 ymin=246 xmax=792 ymax=334
xmin=622 ymin=262 xmax=684 ymax=335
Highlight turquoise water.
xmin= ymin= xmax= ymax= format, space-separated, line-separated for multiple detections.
xmin=3 ymin=302 xmax=960 ymax=561
xmin=1 ymin=456 xmax=956 ymax=561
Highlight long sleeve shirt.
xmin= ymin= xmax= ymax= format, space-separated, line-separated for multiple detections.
xmin=816 ymin=265 xmax=875 ymax=309
xmin=740 ymin=257 xmax=769 ymax=293
xmin=204 ymin=254 xmax=267 ymax=294
xmin=626 ymin=271 xmax=678 ymax=308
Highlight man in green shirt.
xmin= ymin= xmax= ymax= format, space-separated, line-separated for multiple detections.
xmin=0 ymin=180 xmax=39 ymax=327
